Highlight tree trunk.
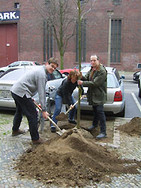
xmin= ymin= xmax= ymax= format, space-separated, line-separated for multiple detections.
xmin=60 ymin=49 xmax=64 ymax=69
xmin=76 ymin=0 xmax=82 ymax=129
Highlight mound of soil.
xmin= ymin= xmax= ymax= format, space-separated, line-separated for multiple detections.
xmin=117 ymin=117 xmax=141 ymax=136
xmin=15 ymin=128 xmax=141 ymax=187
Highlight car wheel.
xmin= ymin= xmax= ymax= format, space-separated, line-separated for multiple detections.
xmin=139 ymin=87 xmax=141 ymax=98
xmin=0 ymin=71 xmax=4 ymax=76
xmin=116 ymin=105 xmax=125 ymax=117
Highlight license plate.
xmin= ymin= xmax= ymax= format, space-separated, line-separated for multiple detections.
xmin=0 ymin=90 xmax=12 ymax=99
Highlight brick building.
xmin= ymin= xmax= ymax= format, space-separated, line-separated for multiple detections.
xmin=0 ymin=0 xmax=141 ymax=71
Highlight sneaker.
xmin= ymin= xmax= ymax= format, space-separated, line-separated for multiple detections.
xmin=12 ymin=129 xmax=26 ymax=136
xmin=32 ymin=138 xmax=44 ymax=145
xmin=68 ymin=120 xmax=77 ymax=124
xmin=50 ymin=126 xmax=56 ymax=133
xmin=96 ymin=133 xmax=107 ymax=139
xmin=88 ymin=125 xmax=96 ymax=131
xmin=87 ymin=125 xmax=97 ymax=131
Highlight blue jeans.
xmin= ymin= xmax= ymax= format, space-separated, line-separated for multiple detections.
xmin=92 ymin=104 xmax=106 ymax=134
xmin=51 ymin=94 xmax=76 ymax=127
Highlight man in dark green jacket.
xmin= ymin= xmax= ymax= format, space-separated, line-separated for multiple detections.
xmin=78 ymin=55 xmax=107 ymax=139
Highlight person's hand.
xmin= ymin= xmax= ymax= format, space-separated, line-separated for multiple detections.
xmin=69 ymin=104 xmax=74 ymax=110
xmin=42 ymin=111 xmax=50 ymax=120
xmin=77 ymin=80 xmax=83 ymax=85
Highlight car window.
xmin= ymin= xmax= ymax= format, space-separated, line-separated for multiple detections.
xmin=82 ymin=66 xmax=120 ymax=88
xmin=0 ymin=69 xmax=28 ymax=81
xmin=107 ymin=74 xmax=118 ymax=88
xmin=21 ymin=62 xmax=31 ymax=66
xmin=81 ymin=67 xmax=91 ymax=76
xmin=8 ymin=61 xmax=19 ymax=67
xmin=74 ymin=63 xmax=91 ymax=70
xmin=0 ymin=68 xmax=63 ymax=82
xmin=35 ymin=62 xmax=40 ymax=65
xmin=52 ymin=70 xmax=62 ymax=79
xmin=114 ymin=69 xmax=120 ymax=81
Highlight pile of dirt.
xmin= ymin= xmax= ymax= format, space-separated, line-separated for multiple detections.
xmin=15 ymin=128 xmax=141 ymax=187
xmin=117 ymin=117 xmax=141 ymax=136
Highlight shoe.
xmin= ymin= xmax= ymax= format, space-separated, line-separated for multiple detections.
xmin=88 ymin=125 xmax=96 ymax=131
xmin=50 ymin=126 xmax=56 ymax=133
xmin=87 ymin=125 xmax=97 ymax=131
xmin=96 ymin=133 xmax=107 ymax=139
xmin=12 ymin=129 xmax=25 ymax=136
xmin=68 ymin=120 xmax=77 ymax=124
xmin=32 ymin=138 xmax=44 ymax=145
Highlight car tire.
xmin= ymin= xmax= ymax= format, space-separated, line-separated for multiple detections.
xmin=116 ymin=105 xmax=125 ymax=117
xmin=0 ymin=71 xmax=4 ymax=76
xmin=138 ymin=87 xmax=141 ymax=98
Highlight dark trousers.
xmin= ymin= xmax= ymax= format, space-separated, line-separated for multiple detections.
xmin=92 ymin=104 xmax=106 ymax=134
xmin=11 ymin=92 xmax=39 ymax=141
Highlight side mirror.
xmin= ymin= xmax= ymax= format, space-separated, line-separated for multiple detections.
xmin=137 ymin=63 xmax=141 ymax=69
xmin=120 ymin=75 xmax=125 ymax=79
xmin=62 ymin=74 xmax=67 ymax=78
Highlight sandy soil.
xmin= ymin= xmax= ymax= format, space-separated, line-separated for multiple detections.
xmin=14 ymin=117 xmax=141 ymax=187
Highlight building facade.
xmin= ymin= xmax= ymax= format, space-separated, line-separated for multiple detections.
xmin=0 ymin=0 xmax=141 ymax=71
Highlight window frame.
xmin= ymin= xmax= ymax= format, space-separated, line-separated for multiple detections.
xmin=111 ymin=19 xmax=122 ymax=63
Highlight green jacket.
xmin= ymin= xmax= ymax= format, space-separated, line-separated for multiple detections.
xmin=82 ymin=64 xmax=107 ymax=105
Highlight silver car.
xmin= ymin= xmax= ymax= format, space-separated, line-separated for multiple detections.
xmin=0 ymin=61 xmax=40 ymax=75
xmin=137 ymin=63 xmax=141 ymax=98
xmin=0 ymin=67 xmax=65 ymax=111
xmin=73 ymin=66 xmax=125 ymax=117
xmin=73 ymin=62 xmax=91 ymax=70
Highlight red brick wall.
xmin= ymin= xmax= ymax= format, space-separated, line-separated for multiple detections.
xmin=0 ymin=0 xmax=141 ymax=71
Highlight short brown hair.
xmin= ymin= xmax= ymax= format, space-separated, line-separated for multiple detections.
xmin=68 ymin=70 xmax=80 ymax=80
xmin=48 ymin=57 xmax=58 ymax=67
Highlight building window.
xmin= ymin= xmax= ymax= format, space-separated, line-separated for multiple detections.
xmin=43 ymin=21 xmax=54 ymax=61
xmin=111 ymin=19 xmax=122 ymax=63
xmin=47 ymin=23 xmax=53 ymax=59
xmin=45 ymin=0 xmax=50 ymax=5
xmin=76 ymin=19 xmax=86 ymax=62
xmin=112 ymin=0 xmax=122 ymax=5
xmin=14 ymin=3 xmax=20 ymax=9
xmin=80 ymin=0 xmax=85 ymax=5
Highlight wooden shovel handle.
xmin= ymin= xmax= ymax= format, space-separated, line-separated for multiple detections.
xmin=47 ymin=116 xmax=62 ymax=132
xmin=33 ymin=100 xmax=62 ymax=132
xmin=65 ymin=95 xmax=86 ymax=114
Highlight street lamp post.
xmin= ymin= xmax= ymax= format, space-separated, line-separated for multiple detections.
xmin=107 ymin=10 xmax=114 ymax=67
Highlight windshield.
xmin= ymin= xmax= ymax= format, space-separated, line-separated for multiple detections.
xmin=107 ymin=74 xmax=118 ymax=88
xmin=0 ymin=68 xmax=62 ymax=81
xmin=74 ymin=63 xmax=91 ymax=70
xmin=0 ymin=69 xmax=30 ymax=81
xmin=81 ymin=69 xmax=118 ymax=88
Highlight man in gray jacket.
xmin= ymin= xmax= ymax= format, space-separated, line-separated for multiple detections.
xmin=11 ymin=57 xmax=58 ymax=144
xmin=78 ymin=55 xmax=107 ymax=139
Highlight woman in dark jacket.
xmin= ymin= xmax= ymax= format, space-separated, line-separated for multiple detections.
xmin=50 ymin=70 xmax=80 ymax=132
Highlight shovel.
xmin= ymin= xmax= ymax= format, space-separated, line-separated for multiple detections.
xmin=56 ymin=95 xmax=86 ymax=121
xmin=33 ymin=100 xmax=66 ymax=136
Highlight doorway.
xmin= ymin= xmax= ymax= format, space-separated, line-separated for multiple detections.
xmin=0 ymin=23 xmax=18 ymax=67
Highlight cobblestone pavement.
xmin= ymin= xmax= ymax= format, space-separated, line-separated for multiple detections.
xmin=0 ymin=114 xmax=141 ymax=188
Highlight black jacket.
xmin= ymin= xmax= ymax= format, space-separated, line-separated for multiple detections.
xmin=57 ymin=78 xmax=78 ymax=106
